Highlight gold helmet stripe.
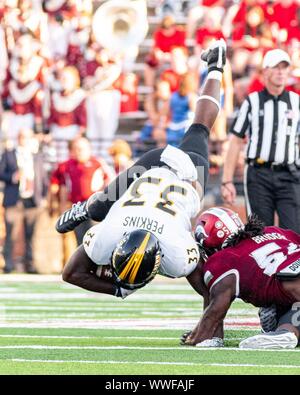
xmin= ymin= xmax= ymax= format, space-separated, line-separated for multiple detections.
xmin=118 ymin=232 xmax=151 ymax=283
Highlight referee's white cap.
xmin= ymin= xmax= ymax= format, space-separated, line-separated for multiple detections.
xmin=262 ymin=49 xmax=291 ymax=69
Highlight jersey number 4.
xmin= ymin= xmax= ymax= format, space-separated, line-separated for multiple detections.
xmin=123 ymin=176 xmax=187 ymax=216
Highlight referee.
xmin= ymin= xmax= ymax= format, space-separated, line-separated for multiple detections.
xmin=222 ymin=49 xmax=300 ymax=232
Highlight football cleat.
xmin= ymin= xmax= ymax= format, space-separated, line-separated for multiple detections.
xmin=239 ymin=329 xmax=298 ymax=350
xmin=55 ymin=201 xmax=89 ymax=233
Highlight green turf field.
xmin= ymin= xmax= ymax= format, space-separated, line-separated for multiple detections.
xmin=0 ymin=275 xmax=299 ymax=375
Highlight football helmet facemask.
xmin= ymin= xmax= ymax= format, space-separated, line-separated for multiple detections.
xmin=111 ymin=229 xmax=161 ymax=290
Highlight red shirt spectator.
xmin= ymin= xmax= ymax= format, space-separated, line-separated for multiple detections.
xmin=160 ymin=69 xmax=182 ymax=93
xmin=263 ymin=0 xmax=298 ymax=30
xmin=57 ymin=157 xmax=111 ymax=203
xmin=195 ymin=27 xmax=225 ymax=47
xmin=247 ymin=74 xmax=264 ymax=94
xmin=114 ymin=72 xmax=139 ymax=113
xmin=154 ymin=26 xmax=186 ymax=53
xmin=51 ymin=138 xmax=114 ymax=204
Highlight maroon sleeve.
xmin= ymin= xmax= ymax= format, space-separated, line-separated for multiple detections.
xmin=203 ymin=251 xmax=235 ymax=291
xmin=51 ymin=162 xmax=66 ymax=186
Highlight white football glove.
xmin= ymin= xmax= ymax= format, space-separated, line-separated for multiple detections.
xmin=201 ymin=39 xmax=227 ymax=73
xmin=196 ymin=337 xmax=224 ymax=348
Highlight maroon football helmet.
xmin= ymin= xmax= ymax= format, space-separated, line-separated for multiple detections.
xmin=196 ymin=207 xmax=244 ymax=250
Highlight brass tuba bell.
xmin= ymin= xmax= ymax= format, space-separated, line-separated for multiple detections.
xmin=92 ymin=0 xmax=149 ymax=53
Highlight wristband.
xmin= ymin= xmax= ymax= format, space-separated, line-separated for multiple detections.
xmin=207 ymin=70 xmax=223 ymax=81
xmin=197 ymin=95 xmax=220 ymax=112
xmin=221 ymin=181 xmax=233 ymax=186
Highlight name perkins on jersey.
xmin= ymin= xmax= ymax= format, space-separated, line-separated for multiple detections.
xmin=123 ymin=216 xmax=165 ymax=235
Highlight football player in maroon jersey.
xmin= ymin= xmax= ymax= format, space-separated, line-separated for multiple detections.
xmin=182 ymin=207 xmax=300 ymax=349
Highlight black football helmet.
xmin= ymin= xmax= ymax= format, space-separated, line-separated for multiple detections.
xmin=111 ymin=229 xmax=161 ymax=290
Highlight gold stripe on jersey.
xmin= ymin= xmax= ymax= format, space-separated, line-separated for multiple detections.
xmin=118 ymin=232 xmax=151 ymax=284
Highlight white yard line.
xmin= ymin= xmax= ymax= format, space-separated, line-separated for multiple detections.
xmin=0 ymin=317 xmax=260 ymax=330
xmin=0 ymin=294 xmax=200 ymax=301
xmin=0 ymin=335 xmax=246 ymax=341
xmin=0 ymin=345 xmax=299 ymax=352
xmin=0 ymin=306 xmax=257 ymax=316
xmin=6 ymin=359 xmax=300 ymax=369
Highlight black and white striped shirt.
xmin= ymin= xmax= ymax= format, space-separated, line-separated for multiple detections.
xmin=231 ymin=89 xmax=300 ymax=164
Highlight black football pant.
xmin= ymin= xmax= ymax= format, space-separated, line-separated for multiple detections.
xmin=88 ymin=123 xmax=210 ymax=221
xmin=244 ymin=164 xmax=300 ymax=233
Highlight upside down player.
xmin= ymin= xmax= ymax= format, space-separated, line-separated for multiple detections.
xmin=181 ymin=207 xmax=300 ymax=349
xmin=55 ymin=40 xmax=227 ymax=302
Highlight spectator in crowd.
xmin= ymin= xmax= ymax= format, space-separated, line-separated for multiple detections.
xmin=186 ymin=0 xmax=225 ymax=39
xmin=83 ymin=48 xmax=122 ymax=161
xmin=230 ymin=4 xmax=273 ymax=78
xmin=53 ymin=137 xmax=114 ymax=245
xmin=42 ymin=0 xmax=77 ymax=60
xmin=140 ymin=78 xmax=170 ymax=148
xmin=2 ymin=33 xmax=45 ymax=142
xmin=114 ymin=72 xmax=139 ymax=114
xmin=0 ymin=128 xmax=48 ymax=273
xmin=166 ymin=71 xmax=198 ymax=147
xmin=160 ymin=46 xmax=189 ymax=93
xmin=221 ymin=49 xmax=300 ymax=233
xmin=194 ymin=8 xmax=225 ymax=54
xmin=49 ymin=65 xmax=86 ymax=162
xmin=66 ymin=13 xmax=92 ymax=70
xmin=108 ymin=139 xmax=134 ymax=175
xmin=144 ymin=14 xmax=186 ymax=88
xmin=48 ymin=139 xmax=76 ymax=266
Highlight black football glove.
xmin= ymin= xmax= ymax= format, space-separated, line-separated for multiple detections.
xmin=201 ymin=39 xmax=227 ymax=73
xmin=258 ymin=305 xmax=278 ymax=333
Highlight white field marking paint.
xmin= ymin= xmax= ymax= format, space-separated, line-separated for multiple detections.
xmin=0 ymin=317 xmax=260 ymax=325
xmin=0 ymin=304 xmax=257 ymax=316
xmin=0 ymin=324 xmax=259 ymax=331
xmin=0 ymin=274 xmax=186 ymax=285
xmin=3 ymin=345 xmax=299 ymax=353
xmin=0 ymin=317 xmax=260 ymax=330
xmin=0 ymin=335 xmax=246 ymax=341
xmin=0 ymin=294 xmax=200 ymax=301
xmin=0 ymin=275 xmax=62 ymax=283
xmin=7 ymin=359 xmax=300 ymax=369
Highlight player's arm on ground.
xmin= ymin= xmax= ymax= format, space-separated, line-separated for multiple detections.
xmin=184 ymin=274 xmax=236 ymax=345
xmin=62 ymin=246 xmax=135 ymax=299
xmin=62 ymin=246 xmax=117 ymax=295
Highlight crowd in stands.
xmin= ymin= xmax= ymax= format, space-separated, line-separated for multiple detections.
xmin=0 ymin=0 xmax=299 ymax=273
